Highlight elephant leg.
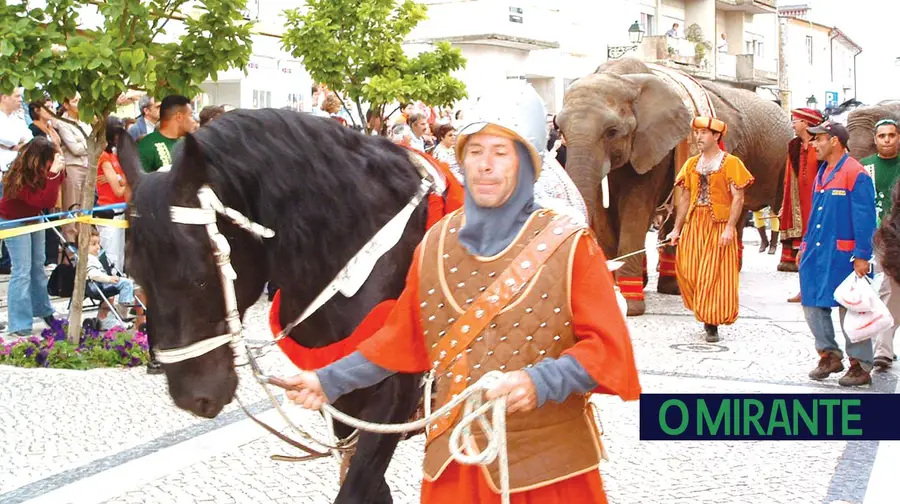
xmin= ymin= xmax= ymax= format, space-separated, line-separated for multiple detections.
xmin=612 ymin=165 xmax=668 ymax=316
xmin=657 ymin=209 xmax=680 ymax=296
xmin=778 ymin=238 xmax=799 ymax=272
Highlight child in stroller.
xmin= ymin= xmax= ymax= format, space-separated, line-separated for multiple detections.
xmin=86 ymin=228 xmax=137 ymax=330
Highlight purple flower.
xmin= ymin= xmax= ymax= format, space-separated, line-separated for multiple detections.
xmin=24 ymin=347 xmax=35 ymax=357
xmin=129 ymin=356 xmax=142 ymax=366
xmin=35 ymin=349 xmax=49 ymax=366
xmin=28 ymin=336 xmax=40 ymax=345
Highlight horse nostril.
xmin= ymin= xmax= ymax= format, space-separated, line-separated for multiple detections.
xmin=194 ymin=397 xmax=217 ymax=418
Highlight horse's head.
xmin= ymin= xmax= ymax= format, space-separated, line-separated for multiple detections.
xmin=118 ymin=132 xmax=268 ymax=418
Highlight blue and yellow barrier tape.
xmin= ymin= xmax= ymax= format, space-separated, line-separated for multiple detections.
xmin=0 ymin=204 xmax=130 ymax=240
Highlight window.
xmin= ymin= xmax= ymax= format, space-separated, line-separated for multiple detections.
xmin=806 ymin=35 xmax=814 ymax=64
xmin=641 ymin=13 xmax=656 ymax=36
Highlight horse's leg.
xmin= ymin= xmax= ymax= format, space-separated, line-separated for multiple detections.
xmin=333 ymin=372 xmax=421 ymax=504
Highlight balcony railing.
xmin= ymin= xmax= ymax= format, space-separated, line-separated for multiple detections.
xmin=634 ymin=36 xmax=713 ymax=78
xmin=717 ymin=53 xmax=737 ymax=79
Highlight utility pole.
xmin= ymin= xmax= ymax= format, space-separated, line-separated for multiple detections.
xmin=777 ymin=13 xmax=790 ymax=112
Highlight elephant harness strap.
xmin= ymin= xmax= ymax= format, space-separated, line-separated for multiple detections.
xmin=645 ymin=63 xmax=718 ymax=169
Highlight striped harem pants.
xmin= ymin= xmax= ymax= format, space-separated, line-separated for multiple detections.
xmin=675 ymin=206 xmax=740 ymax=326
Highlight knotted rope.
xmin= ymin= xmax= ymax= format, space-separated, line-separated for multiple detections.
xmin=272 ymin=371 xmax=512 ymax=504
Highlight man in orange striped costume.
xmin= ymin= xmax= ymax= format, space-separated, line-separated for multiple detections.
xmin=667 ymin=117 xmax=754 ymax=342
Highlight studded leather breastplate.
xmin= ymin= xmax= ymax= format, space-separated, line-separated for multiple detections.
xmin=417 ymin=209 xmax=604 ymax=492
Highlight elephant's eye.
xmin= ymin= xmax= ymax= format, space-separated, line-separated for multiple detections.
xmin=605 ymin=128 xmax=618 ymax=139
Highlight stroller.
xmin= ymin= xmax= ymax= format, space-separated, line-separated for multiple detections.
xmin=45 ymin=219 xmax=146 ymax=331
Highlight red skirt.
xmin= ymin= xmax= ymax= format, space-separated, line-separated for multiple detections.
xmin=420 ymin=462 xmax=608 ymax=504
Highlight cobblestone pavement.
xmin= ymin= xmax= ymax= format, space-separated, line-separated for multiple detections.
xmin=1 ymin=233 xmax=898 ymax=504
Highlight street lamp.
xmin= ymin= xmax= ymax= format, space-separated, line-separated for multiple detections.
xmin=806 ymin=95 xmax=818 ymax=109
xmin=608 ymin=21 xmax=646 ymax=59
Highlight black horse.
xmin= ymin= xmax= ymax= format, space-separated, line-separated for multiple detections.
xmin=117 ymin=109 xmax=428 ymax=503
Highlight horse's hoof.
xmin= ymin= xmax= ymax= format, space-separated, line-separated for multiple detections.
xmin=657 ymin=276 xmax=681 ymax=296
xmin=626 ymin=299 xmax=646 ymax=317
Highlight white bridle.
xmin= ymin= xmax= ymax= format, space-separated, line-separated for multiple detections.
xmin=154 ymin=179 xmax=433 ymax=364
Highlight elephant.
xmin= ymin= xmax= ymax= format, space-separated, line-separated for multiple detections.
xmin=847 ymin=101 xmax=900 ymax=160
xmin=556 ymin=58 xmax=793 ymax=316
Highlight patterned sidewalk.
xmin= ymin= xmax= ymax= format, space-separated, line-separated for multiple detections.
xmin=1 ymin=233 xmax=897 ymax=504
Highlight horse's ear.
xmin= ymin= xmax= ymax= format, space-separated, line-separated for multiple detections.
xmin=116 ymin=130 xmax=144 ymax=192
xmin=172 ymin=133 xmax=208 ymax=195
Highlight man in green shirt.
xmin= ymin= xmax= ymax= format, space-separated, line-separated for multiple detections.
xmin=861 ymin=118 xmax=900 ymax=370
xmin=137 ymin=95 xmax=195 ymax=173
xmin=135 ymin=94 xmax=195 ymax=375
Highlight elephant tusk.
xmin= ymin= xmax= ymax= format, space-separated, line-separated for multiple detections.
xmin=602 ymin=175 xmax=610 ymax=209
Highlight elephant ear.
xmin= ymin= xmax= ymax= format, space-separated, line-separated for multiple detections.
xmin=626 ymin=74 xmax=693 ymax=174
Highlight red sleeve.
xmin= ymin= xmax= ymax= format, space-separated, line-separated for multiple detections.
xmin=562 ymin=233 xmax=642 ymax=401
xmin=21 ymin=174 xmax=64 ymax=210
xmin=357 ymin=244 xmax=431 ymax=373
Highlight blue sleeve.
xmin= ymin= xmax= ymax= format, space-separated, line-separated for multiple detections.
xmin=851 ymin=171 xmax=877 ymax=261
xmin=315 ymin=351 xmax=396 ymax=403
xmin=524 ymin=355 xmax=598 ymax=407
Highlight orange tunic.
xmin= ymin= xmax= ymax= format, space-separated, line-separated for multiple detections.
xmin=358 ymin=233 xmax=641 ymax=503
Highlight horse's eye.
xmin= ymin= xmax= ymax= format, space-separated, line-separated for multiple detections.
xmin=195 ymin=280 xmax=207 ymax=289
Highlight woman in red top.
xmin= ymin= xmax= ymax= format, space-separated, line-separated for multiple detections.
xmin=96 ymin=117 xmax=129 ymax=272
xmin=0 ymin=137 xmax=66 ymax=336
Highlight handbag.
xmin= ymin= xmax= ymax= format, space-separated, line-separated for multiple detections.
xmin=47 ymin=254 xmax=75 ymax=297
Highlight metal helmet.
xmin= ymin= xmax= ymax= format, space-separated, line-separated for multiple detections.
xmin=455 ymin=79 xmax=548 ymax=179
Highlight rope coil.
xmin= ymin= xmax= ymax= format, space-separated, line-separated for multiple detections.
xmin=269 ymin=371 xmax=512 ymax=504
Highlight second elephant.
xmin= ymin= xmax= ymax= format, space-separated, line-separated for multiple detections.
xmin=557 ymin=58 xmax=792 ymax=316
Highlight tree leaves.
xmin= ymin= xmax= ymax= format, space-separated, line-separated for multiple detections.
xmin=282 ymin=0 xmax=467 ymax=133
xmin=0 ymin=0 xmax=253 ymax=127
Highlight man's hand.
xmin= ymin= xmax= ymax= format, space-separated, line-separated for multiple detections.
xmin=720 ymin=225 xmax=736 ymax=247
xmin=853 ymin=258 xmax=870 ymax=277
xmin=282 ymin=371 xmax=328 ymax=411
xmin=97 ymin=175 xmax=108 ymax=185
xmin=111 ymin=277 xmax=120 ymax=284
xmin=484 ymin=371 xmax=537 ymax=414
xmin=666 ymin=229 xmax=681 ymax=246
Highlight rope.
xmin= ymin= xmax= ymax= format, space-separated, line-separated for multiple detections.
xmin=273 ymin=371 xmax=512 ymax=504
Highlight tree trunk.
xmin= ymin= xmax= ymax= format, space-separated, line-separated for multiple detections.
xmin=66 ymin=120 xmax=106 ymax=344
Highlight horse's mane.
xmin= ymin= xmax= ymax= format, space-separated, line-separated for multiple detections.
xmin=129 ymin=108 xmax=423 ymax=287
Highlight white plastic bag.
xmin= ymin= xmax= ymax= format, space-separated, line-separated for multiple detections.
xmin=834 ymin=272 xmax=879 ymax=312
xmin=843 ymin=303 xmax=894 ymax=343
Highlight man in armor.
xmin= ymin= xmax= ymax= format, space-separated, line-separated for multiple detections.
xmin=278 ymin=80 xmax=640 ymax=502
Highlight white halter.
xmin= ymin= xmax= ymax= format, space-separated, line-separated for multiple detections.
xmin=153 ymin=178 xmax=432 ymax=364
xmin=154 ymin=187 xmax=274 ymax=364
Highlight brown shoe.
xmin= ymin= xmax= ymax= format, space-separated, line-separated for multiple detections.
xmin=838 ymin=362 xmax=872 ymax=387
xmin=809 ymin=353 xmax=843 ymax=380
xmin=787 ymin=293 xmax=801 ymax=303
xmin=777 ymin=261 xmax=799 ymax=272
xmin=874 ymin=356 xmax=893 ymax=370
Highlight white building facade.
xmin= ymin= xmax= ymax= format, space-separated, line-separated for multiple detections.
xmin=407 ymin=0 xmax=781 ymax=114
xmin=777 ymin=4 xmax=861 ymax=110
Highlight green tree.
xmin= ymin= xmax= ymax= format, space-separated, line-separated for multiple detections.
xmin=282 ymin=0 xmax=467 ymax=134
xmin=0 ymin=0 xmax=254 ymax=343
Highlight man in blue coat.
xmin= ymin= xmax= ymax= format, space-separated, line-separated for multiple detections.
xmin=800 ymin=122 xmax=876 ymax=386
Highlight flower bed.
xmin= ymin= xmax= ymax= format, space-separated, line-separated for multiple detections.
xmin=0 ymin=318 xmax=149 ymax=369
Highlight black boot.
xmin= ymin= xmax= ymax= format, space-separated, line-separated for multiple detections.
xmin=757 ymin=227 xmax=768 ymax=252
xmin=704 ymin=324 xmax=719 ymax=343
xmin=768 ymin=231 xmax=779 ymax=255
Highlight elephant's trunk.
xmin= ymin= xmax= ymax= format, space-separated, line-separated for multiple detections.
xmin=567 ymin=148 xmax=610 ymax=226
